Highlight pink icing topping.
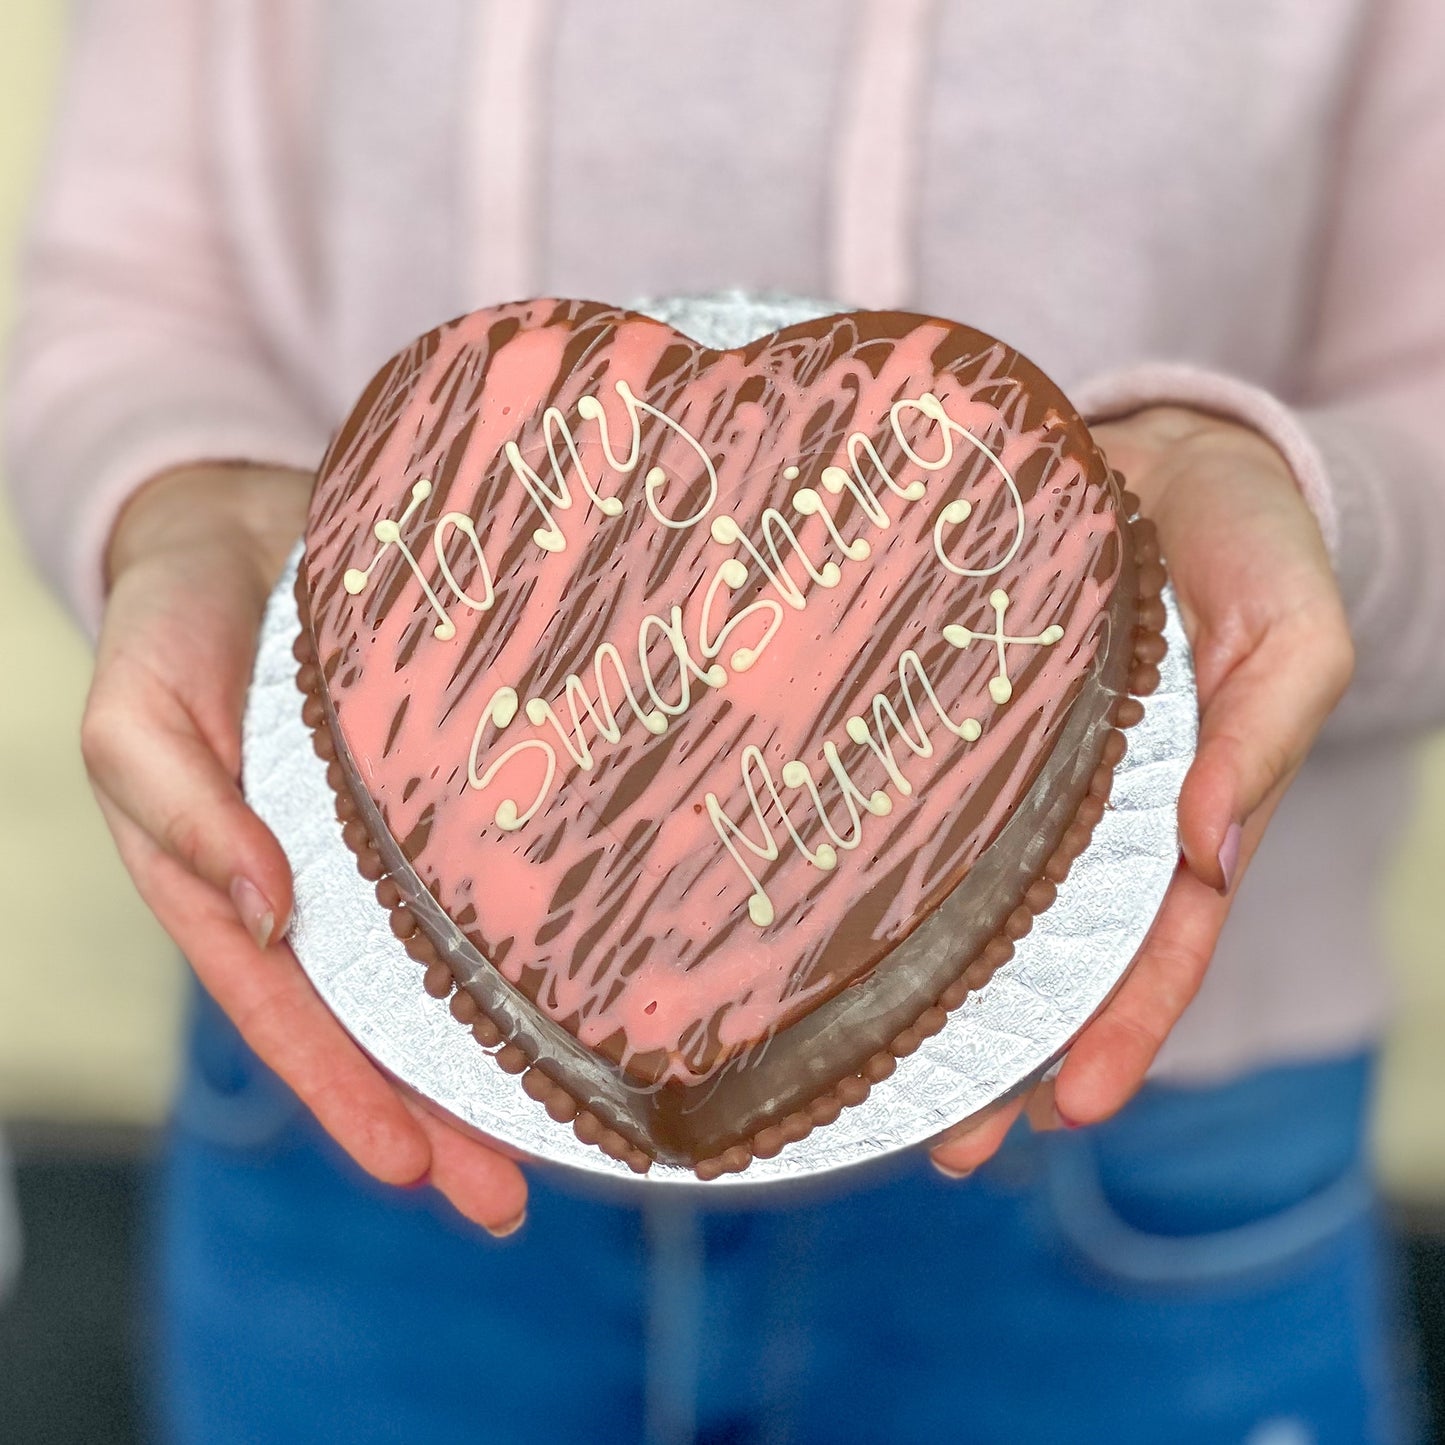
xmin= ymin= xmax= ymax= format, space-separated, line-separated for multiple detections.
xmin=305 ymin=301 xmax=1123 ymax=1083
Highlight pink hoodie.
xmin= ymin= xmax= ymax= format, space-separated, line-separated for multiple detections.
xmin=6 ymin=0 xmax=1445 ymax=1080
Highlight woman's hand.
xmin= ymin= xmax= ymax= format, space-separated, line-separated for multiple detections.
xmin=84 ymin=463 xmax=528 ymax=1235
xmin=930 ymin=406 xmax=1354 ymax=1176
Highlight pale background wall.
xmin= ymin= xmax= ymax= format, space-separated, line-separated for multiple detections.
xmin=1 ymin=0 xmax=1441 ymax=1193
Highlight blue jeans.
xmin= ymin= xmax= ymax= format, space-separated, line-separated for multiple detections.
xmin=155 ymin=987 xmax=1415 ymax=1444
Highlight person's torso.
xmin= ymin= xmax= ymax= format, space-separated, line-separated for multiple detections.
xmin=217 ymin=0 xmax=1395 ymax=1077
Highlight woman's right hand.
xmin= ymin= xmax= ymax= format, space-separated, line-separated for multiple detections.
xmin=84 ymin=463 xmax=529 ymax=1236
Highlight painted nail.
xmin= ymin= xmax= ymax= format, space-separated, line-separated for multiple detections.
xmin=1217 ymin=822 xmax=1243 ymax=895
xmin=487 ymin=1209 xmax=527 ymax=1239
xmin=230 ymin=876 xmax=276 ymax=950
xmin=931 ymin=1158 xmax=973 ymax=1180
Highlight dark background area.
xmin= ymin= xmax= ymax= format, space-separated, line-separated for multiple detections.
xmin=1 ymin=1132 xmax=151 ymax=1445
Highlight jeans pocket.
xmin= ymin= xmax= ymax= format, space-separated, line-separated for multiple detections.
xmin=1043 ymin=1130 xmax=1373 ymax=1290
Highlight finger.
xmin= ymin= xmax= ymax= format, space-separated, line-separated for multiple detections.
xmin=1052 ymin=862 xmax=1226 ymax=1127
xmin=1177 ymin=611 xmax=1352 ymax=892
xmin=85 ymin=683 xmax=295 ymax=945
xmin=1055 ymin=766 xmax=1291 ymax=1127
xmin=97 ymin=795 xmax=431 ymax=1188
xmin=407 ymin=1100 xmax=530 ymax=1238
xmin=929 ymin=1095 xmax=1026 ymax=1178
xmin=1023 ymin=1078 xmax=1064 ymax=1133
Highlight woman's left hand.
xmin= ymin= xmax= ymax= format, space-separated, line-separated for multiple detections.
xmin=930 ymin=405 xmax=1354 ymax=1176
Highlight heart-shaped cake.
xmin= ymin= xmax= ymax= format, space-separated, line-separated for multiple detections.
xmin=296 ymin=300 xmax=1165 ymax=1176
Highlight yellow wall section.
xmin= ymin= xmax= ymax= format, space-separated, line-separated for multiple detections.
xmin=1380 ymin=756 xmax=1445 ymax=1203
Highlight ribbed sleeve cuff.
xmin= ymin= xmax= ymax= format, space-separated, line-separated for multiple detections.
xmin=1071 ymin=362 xmax=1342 ymax=565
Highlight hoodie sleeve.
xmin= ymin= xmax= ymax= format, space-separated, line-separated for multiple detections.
xmin=1071 ymin=0 xmax=1445 ymax=745
xmin=3 ymin=0 xmax=329 ymax=637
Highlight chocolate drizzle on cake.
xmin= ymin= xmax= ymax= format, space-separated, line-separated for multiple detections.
xmin=296 ymin=301 xmax=1167 ymax=1174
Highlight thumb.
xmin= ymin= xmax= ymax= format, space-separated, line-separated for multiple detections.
xmin=87 ymin=513 xmax=303 ymax=942
xmin=1178 ymin=613 xmax=1352 ymax=892
xmin=83 ymin=670 xmax=295 ymax=947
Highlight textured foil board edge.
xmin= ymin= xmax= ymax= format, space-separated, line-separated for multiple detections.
xmin=242 ymin=294 xmax=1197 ymax=1191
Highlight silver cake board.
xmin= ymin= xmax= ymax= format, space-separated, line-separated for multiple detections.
xmin=242 ymin=294 xmax=1196 ymax=1190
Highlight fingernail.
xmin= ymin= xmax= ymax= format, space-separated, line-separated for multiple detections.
xmin=487 ymin=1209 xmax=527 ymax=1239
xmin=1217 ymin=822 xmax=1243 ymax=895
xmin=931 ymin=1158 xmax=973 ymax=1180
xmin=230 ymin=876 xmax=276 ymax=949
